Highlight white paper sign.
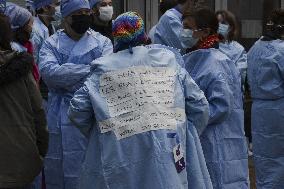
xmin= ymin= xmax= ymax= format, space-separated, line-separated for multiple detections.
xmin=99 ymin=66 xmax=185 ymax=140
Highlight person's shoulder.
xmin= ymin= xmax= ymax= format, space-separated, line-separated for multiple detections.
xmin=208 ymin=48 xmax=229 ymax=59
xmin=147 ymin=44 xmax=178 ymax=53
xmin=88 ymin=29 xmax=111 ymax=42
xmin=186 ymin=48 xmax=224 ymax=59
xmin=229 ymin=41 xmax=245 ymax=52
xmin=219 ymin=41 xmax=246 ymax=59
xmin=164 ymin=8 xmax=181 ymax=17
xmin=248 ymin=38 xmax=284 ymax=58
xmin=160 ymin=8 xmax=181 ymax=21
xmin=189 ymin=48 xmax=230 ymax=69
xmin=271 ymin=39 xmax=284 ymax=51
xmin=43 ymin=30 xmax=62 ymax=46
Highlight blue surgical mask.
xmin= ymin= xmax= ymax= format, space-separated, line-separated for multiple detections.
xmin=180 ymin=29 xmax=199 ymax=49
xmin=218 ymin=23 xmax=229 ymax=37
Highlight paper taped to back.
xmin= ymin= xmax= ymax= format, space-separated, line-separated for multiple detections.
xmin=99 ymin=66 xmax=186 ymax=140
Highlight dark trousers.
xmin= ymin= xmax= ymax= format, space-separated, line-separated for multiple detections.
xmin=0 ymin=184 xmax=32 ymax=189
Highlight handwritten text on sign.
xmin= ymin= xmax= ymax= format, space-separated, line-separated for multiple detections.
xmin=99 ymin=66 xmax=185 ymax=140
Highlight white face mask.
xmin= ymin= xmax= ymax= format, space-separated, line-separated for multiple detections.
xmin=180 ymin=29 xmax=199 ymax=49
xmin=99 ymin=6 xmax=113 ymax=22
xmin=218 ymin=23 xmax=229 ymax=38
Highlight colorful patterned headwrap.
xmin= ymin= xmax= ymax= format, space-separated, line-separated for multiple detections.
xmin=112 ymin=11 xmax=148 ymax=53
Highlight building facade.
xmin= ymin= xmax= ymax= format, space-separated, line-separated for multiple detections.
xmin=9 ymin=0 xmax=283 ymax=49
xmin=114 ymin=0 xmax=282 ymax=49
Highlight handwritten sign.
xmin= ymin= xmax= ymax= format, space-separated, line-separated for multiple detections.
xmin=99 ymin=66 xmax=186 ymax=140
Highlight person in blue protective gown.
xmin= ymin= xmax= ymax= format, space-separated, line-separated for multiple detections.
xmin=68 ymin=11 xmax=212 ymax=189
xmin=216 ymin=9 xmax=253 ymax=157
xmin=148 ymin=0 xmax=178 ymax=42
xmin=247 ymin=9 xmax=284 ymax=189
xmin=4 ymin=2 xmax=33 ymax=53
xmin=38 ymin=0 xmax=113 ymax=188
xmin=216 ymin=10 xmax=247 ymax=91
xmin=181 ymin=8 xmax=249 ymax=189
xmin=153 ymin=0 xmax=205 ymax=54
xmin=4 ymin=3 xmax=34 ymax=52
xmin=31 ymin=0 xmax=59 ymax=64
xmin=4 ymin=2 xmax=41 ymax=84
xmin=153 ymin=0 xmax=187 ymax=53
xmin=31 ymin=1 xmax=60 ymax=188
xmin=32 ymin=0 xmax=60 ymax=111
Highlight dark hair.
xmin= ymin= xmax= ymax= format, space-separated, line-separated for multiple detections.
xmin=263 ymin=9 xmax=284 ymax=40
xmin=35 ymin=4 xmax=54 ymax=15
xmin=177 ymin=0 xmax=187 ymax=4
xmin=178 ymin=0 xmax=203 ymax=7
xmin=183 ymin=8 xmax=219 ymax=34
xmin=0 ymin=13 xmax=12 ymax=50
xmin=269 ymin=9 xmax=284 ymax=25
xmin=160 ymin=0 xmax=178 ymax=14
xmin=216 ymin=10 xmax=238 ymax=41
xmin=35 ymin=8 xmax=45 ymax=15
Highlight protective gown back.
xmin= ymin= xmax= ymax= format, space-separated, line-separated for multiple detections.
xmin=248 ymin=39 xmax=284 ymax=189
xmin=183 ymin=48 xmax=249 ymax=189
xmin=68 ymin=45 xmax=213 ymax=189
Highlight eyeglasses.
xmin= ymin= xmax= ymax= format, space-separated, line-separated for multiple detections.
xmin=266 ymin=21 xmax=284 ymax=28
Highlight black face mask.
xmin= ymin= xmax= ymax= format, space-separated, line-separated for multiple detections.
xmin=14 ymin=28 xmax=31 ymax=45
xmin=71 ymin=14 xmax=91 ymax=34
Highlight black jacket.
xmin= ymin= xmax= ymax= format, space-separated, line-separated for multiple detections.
xmin=0 ymin=50 xmax=48 ymax=188
xmin=91 ymin=21 xmax=113 ymax=42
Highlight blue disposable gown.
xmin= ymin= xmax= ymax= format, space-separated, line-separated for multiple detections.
xmin=183 ymin=48 xmax=249 ymax=189
xmin=148 ymin=24 xmax=156 ymax=42
xmin=153 ymin=8 xmax=185 ymax=53
xmin=30 ymin=17 xmax=53 ymax=189
xmin=31 ymin=17 xmax=51 ymax=64
xmin=39 ymin=29 xmax=113 ymax=189
xmin=247 ymin=39 xmax=284 ymax=189
xmin=68 ymin=45 xmax=212 ymax=189
xmin=219 ymin=41 xmax=247 ymax=91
